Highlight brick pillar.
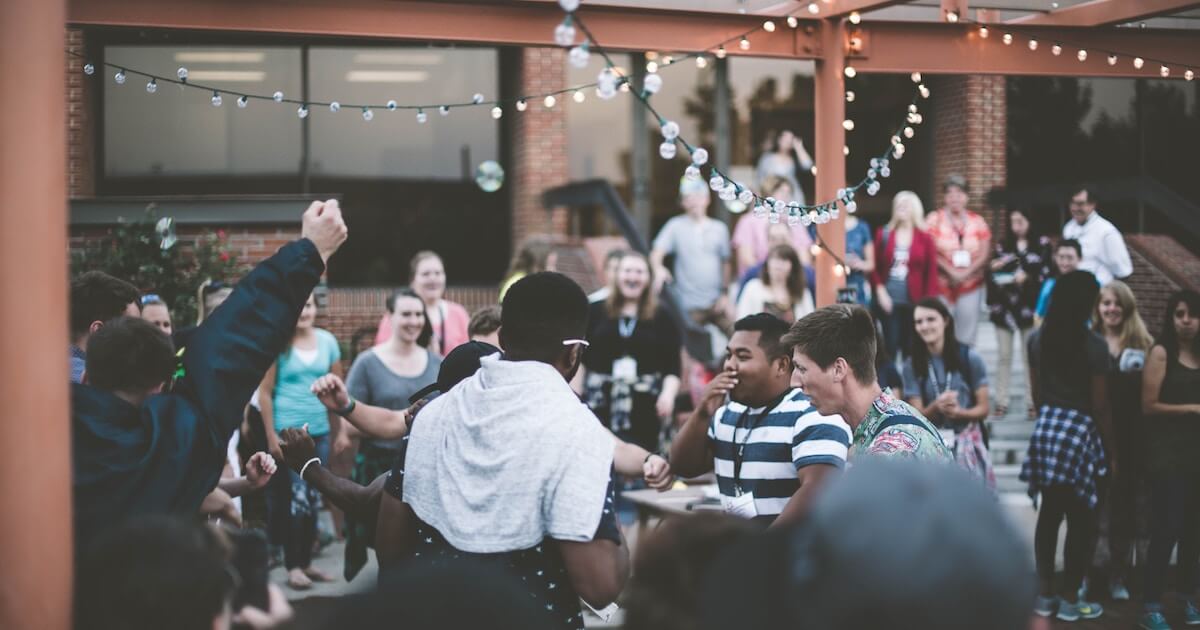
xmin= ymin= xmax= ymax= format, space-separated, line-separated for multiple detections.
xmin=511 ymin=47 xmax=569 ymax=249
xmin=929 ymin=75 xmax=1006 ymax=229
xmin=66 ymin=28 xmax=95 ymax=199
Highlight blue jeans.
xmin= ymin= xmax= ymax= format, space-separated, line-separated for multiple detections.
xmin=267 ymin=432 xmax=329 ymax=570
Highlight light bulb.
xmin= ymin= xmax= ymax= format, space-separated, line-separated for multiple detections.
xmin=516 ymin=99 xmax=528 ymax=112
xmin=145 ymin=79 xmax=157 ymax=93
xmin=763 ymin=20 xmax=776 ymax=32
xmin=646 ymin=61 xmax=658 ymax=73
xmin=844 ymin=65 xmax=857 ymax=78
xmin=1186 ymin=69 xmax=1194 ymax=81
xmin=691 ymin=147 xmax=709 ymax=166
xmin=696 ymin=56 xmax=708 ymax=68
xmin=807 ymin=3 xmax=819 ymax=14
xmin=846 ymin=90 xmax=855 ymax=102
xmin=1077 ymin=49 xmax=1088 ymax=62
xmin=643 ymin=73 xmax=663 ymax=94
xmin=904 ymin=126 xmax=914 ymax=138
xmin=297 ymin=105 xmax=309 ymax=119
xmin=1028 ymin=39 xmax=1039 ymax=51
xmin=211 ymin=91 xmax=222 ymax=107
xmin=273 ymin=91 xmax=284 ymax=103
xmin=329 ymin=101 xmax=341 ymax=113
xmin=843 ymin=119 xmax=855 ymax=131
xmin=946 ymin=10 xmax=959 ymax=22
xmin=1133 ymin=57 xmax=1144 ymax=69
xmin=573 ymin=90 xmax=585 ymax=103
xmin=787 ymin=16 xmax=799 ymax=28
xmin=919 ymin=84 xmax=930 ymax=99
xmin=544 ymin=95 xmax=556 ymax=108
xmin=1160 ymin=65 xmax=1170 ymax=77
xmin=83 ymin=63 xmax=95 ymax=75
xmin=472 ymin=93 xmax=485 ymax=105
xmin=843 ymin=145 xmax=850 ymax=156
xmin=739 ymin=37 xmax=751 ymax=50
xmin=661 ymin=120 xmax=680 ymax=140
xmin=237 ymin=95 xmax=248 ymax=108
xmin=1107 ymin=55 xmax=1118 ymax=66
xmin=440 ymin=105 xmax=450 ymax=116
xmin=849 ymin=11 xmax=861 ymax=24
xmin=911 ymin=72 xmax=922 ymax=83
xmin=979 ymin=26 xmax=989 ymax=38
xmin=114 ymin=70 xmax=126 ymax=85
xmin=361 ymin=107 xmax=374 ymax=121
xmin=387 ymin=100 xmax=397 ymax=111
xmin=491 ymin=106 xmax=503 ymax=119
xmin=416 ymin=109 xmax=427 ymax=123
xmin=659 ymin=141 xmax=677 ymax=160
xmin=1051 ymin=44 xmax=1062 ymax=56
xmin=176 ymin=67 xmax=188 ymax=81
xmin=1003 ymin=33 xmax=1013 ymax=45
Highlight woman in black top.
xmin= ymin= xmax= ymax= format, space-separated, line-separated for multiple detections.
xmin=986 ymin=208 xmax=1051 ymax=416
xmin=1022 ymin=271 xmax=1115 ymax=622
xmin=1139 ymin=290 xmax=1200 ymax=627
xmin=582 ymin=251 xmax=682 ymax=454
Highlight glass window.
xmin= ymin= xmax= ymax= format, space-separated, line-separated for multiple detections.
xmin=307 ymin=46 xmax=499 ymax=178
xmin=103 ymin=46 xmax=303 ymax=176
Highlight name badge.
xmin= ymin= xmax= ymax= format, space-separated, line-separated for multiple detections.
xmin=952 ymin=249 xmax=971 ymax=269
xmin=721 ymin=492 xmax=759 ymax=519
xmin=612 ymin=356 xmax=638 ymax=383
xmin=938 ymin=427 xmax=957 ymax=450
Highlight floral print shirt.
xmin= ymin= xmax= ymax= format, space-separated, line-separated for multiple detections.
xmin=849 ymin=389 xmax=952 ymax=461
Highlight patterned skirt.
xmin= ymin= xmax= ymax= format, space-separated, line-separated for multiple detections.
xmin=1020 ymin=405 xmax=1108 ymax=509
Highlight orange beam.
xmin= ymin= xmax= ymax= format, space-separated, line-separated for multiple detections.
xmin=825 ymin=0 xmax=915 ymax=18
xmin=0 ymin=0 xmax=73 ymax=629
xmin=814 ymin=18 xmax=846 ymax=308
xmin=1008 ymin=0 xmax=1200 ymax=27
xmin=68 ymin=0 xmax=822 ymax=58
xmin=854 ymin=22 xmax=1200 ymax=76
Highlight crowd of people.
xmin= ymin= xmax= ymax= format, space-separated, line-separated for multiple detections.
xmin=63 ymin=153 xmax=1200 ymax=630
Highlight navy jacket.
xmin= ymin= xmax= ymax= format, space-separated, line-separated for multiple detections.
xmin=71 ymin=239 xmax=324 ymax=553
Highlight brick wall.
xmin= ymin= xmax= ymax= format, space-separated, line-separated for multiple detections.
xmin=511 ymin=47 xmax=569 ymax=246
xmin=1126 ymin=234 xmax=1200 ymax=333
xmin=929 ymin=75 xmax=1007 ymax=230
xmin=66 ymin=28 xmax=95 ymax=199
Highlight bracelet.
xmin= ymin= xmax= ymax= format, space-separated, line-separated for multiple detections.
xmin=644 ymin=452 xmax=662 ymax=464
xmin=335 ymin=397 xmax=357 ymax=417
xmin=299 ymin=457 xmax=321 ymax=480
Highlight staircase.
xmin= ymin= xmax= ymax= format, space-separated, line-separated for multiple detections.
xmin=971 ymin=320 xmax=1035 ymax=498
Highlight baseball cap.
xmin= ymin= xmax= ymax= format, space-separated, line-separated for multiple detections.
xmin=700 ymin=460 xmax=1035 ymax=630
xmin=408 ymin=340 xmax=501 ymax=405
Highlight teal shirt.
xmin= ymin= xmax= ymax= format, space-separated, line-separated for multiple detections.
xmin=272 ymin=329 xmax=340 ymax=436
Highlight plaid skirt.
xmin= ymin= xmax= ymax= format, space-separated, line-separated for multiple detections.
xmin=1020 ymin=405 xmax=1108 ymax=509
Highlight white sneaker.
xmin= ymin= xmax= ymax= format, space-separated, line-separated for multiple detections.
xmin=1111 ymin=579 xmax=1131 ymax=601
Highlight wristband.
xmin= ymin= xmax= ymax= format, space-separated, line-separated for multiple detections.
xmin=299 ymin=457 xmax=321 ymax=480
xmin=644 ymin=452 xmax=662 ymax=464
xmin=335 ymin=397 xmax=357 ymax=417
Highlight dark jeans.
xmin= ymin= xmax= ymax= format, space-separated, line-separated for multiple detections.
xmin=878 ymin=302 xmax=914 ymax=360
xmin=1143 ymin=473 xmax=1200 ymax=607
xmin=267 ymin=432 xmax=329 ymax=571
xmin=1105 ymin=467 xmax=1141 ymax=582
xmin=1036 ymin=485 xmax=1098 ymax=598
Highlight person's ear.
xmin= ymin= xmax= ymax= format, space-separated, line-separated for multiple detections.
xmin=832 ymin=358 xmax=848 ymax=383
xmin=88 ymin=320 xmax=104 ymax=335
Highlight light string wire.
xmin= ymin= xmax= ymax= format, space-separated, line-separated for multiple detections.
xmin=959 ymin=15 xmax=1196 ymax=80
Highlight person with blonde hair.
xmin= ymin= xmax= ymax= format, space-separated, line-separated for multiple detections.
xmin=1092 ymin=279 xmax=1153 ymax=602
xmin=871 ymin=191 xmax=941 ymax=359
xmin=500 ymin=236 xmax=558 ymax=300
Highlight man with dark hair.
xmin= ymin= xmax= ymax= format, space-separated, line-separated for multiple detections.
xmin=84 ymin=316 xmax=176 ymax=396
xmin=672 ymin=313 xmax=850 ymax=526
xmin=1063 ymin=185 xmax=1131 ymax=285
xmin=72 ymin=200 xmax=347 ymax=553
xmin=467 ymin=304 xmax=502 ymax=347
xmin=1034 ymin=238 xmax=1083 ymax=320
xmin=69 ymin=270 xmax=141 ymax=383
xmin=374 ymin=272 xmax=629 ymax=630
xmin=78 ymin=516 xmax=292 ymax=630
xmin=783 ymin=304 xmax=949 ymax=461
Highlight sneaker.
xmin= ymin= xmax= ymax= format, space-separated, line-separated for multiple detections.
xmin=1077 ymin=576 xmax=1090 ymax=602
xmin=1139 ymin=610 xmax=1171 ymax=630
xmin=1057 ymin=600 xmax=1103 ymax=621
xmin=1034 ymin=595 xmax=1058 ymax=617
xmin=1110 ymin=578 xmax=1131 ymax=601
xmin=1186 ymin=600 xmax=1200 ymax=626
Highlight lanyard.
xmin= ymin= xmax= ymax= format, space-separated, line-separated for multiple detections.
xmin=927 ymin=359 xmax=955 ymax=395
xmin=732 ymin=390 xmax=791 ymax=495
xmin=617 ymin=316 xmax=637 ymax=339
xmin=431 ymin=302 xmax=447 ymax=354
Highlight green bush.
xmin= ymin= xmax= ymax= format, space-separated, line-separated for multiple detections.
xmin=71 ymin=205 xmax=238 ymax=325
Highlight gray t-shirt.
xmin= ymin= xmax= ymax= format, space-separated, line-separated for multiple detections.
xmin=1027 ymin=329 xmax=1110 ymax=413
xmin=346 ymin=348 xmax=441 ymax=450
xmin=901 ymin=349 xmax=988 ymax=429
xmin=653 ymin=214 xmax=731 ymax=312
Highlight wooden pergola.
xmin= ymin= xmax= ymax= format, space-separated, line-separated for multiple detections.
xmin=3 ymin=0 xmax=1197 ymax=625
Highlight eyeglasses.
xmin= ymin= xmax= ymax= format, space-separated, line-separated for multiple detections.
xmin=562 ymin=339 xmax=590 ymax=348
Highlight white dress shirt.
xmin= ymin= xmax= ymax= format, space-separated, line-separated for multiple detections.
xmin=1062 ymin=211 xmax=1133 ymax=285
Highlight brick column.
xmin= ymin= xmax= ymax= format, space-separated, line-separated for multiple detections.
xmin=66 ymin=28 xmax=95 ymax=199
xmin=510 ymin=47 xmax=569 ymax=249
xmin=929 ymin=75 xmax=1006 ymax=229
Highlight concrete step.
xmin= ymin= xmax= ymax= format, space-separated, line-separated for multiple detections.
xmin=987 ymin=419 xmax=1034 ymax=441
xmin=994 ymin=463 xmax=1025 ymax=494
xmin=989 ymin=438 xmax=1029 ymax=466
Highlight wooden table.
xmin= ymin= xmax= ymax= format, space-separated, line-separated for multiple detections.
xmin=621 ymin=484 xmax=722 ymax=538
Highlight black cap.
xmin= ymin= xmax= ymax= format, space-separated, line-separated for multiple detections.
xmin=408 ymin=341 xmax=501 ymax=405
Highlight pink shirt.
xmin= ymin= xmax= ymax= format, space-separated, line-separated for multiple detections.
xmin=731 ymin=214 xmax=814 ymax=275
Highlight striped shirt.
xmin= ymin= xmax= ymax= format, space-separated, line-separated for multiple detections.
xmin=708 ymin=388 xmax=851 ymax=520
